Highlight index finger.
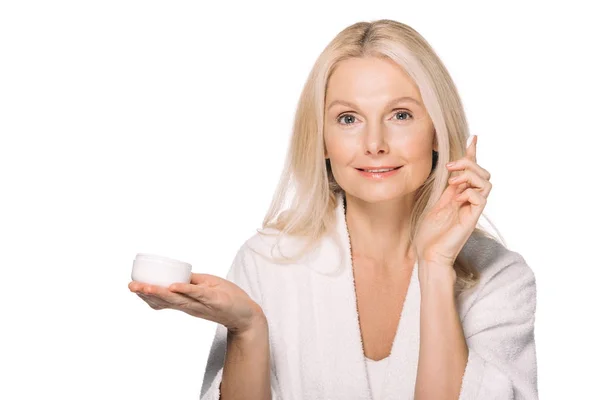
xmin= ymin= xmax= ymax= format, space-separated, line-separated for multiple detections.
xmin=145 ymin=285 xmax=201 ymax=308
xmin=190 ymin=273 xmax=212 ymax=285
xmin=168 ymin=282 xmax=209 ymax=301
xmin=466 ymin=134 xmax=477 ymax=162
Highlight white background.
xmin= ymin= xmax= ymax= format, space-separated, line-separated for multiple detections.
xmin=1 ymin=1 xmax=598 ymax=399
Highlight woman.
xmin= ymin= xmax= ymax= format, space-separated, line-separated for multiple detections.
xmin=129 ymin=19 xmax=538 ymax=400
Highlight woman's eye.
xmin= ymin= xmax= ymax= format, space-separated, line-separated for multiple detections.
xmin=394 ymin=111 xmax=412 ymax=121
xmin=336 ymin=110 xmax=412 ymax=126
xmin=337 ymin=114 xmax=356 ymax=125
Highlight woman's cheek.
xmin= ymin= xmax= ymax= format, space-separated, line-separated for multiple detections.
xmin=325 ymin=132 xmax=358 ymax=159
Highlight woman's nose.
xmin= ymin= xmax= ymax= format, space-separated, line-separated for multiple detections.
xmin=364 ymin=125 xmax=389 ymax=155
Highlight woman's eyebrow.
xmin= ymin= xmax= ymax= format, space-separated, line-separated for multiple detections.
xmin=326 ymin=96 xmax=422 ymax=111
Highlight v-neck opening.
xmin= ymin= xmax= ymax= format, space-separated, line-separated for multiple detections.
xmin=337 ymin=191 xmax=419 ymax=399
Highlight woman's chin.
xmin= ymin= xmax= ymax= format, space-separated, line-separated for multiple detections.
xmin=346 ymin=189 xmax=412 ymax=204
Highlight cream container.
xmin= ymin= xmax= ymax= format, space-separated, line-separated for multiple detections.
xmin=131 ymin=253 xmax=192 ymax=287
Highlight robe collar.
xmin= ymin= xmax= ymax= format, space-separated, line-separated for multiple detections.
xmin=307 ymin=191 xmax=422 ymax=399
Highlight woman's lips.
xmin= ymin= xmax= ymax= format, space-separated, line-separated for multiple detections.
xmin=356 ymin=166 xmax=402 ymax=179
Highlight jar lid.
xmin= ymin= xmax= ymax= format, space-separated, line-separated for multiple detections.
xmin=134 ymin=253 xmax=192 ymax=269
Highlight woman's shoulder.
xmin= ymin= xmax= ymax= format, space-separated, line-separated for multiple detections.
xmin=462 ymin=232 xmax=535 ymax=283
xmin=457 ymin=232 xmax=536 ymax=312
xmin=239 ymin=227 xmax=322 ymax=266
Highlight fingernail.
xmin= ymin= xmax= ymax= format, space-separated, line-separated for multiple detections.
xmin=466 ymin=135 xmax=474 ymax=148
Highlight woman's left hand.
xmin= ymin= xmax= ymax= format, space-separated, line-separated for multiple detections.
xmin=413 ymin=135 xmax=492 ymax=272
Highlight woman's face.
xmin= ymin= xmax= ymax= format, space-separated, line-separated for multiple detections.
xmin=324 ymin=56 xmax=436 ymax=203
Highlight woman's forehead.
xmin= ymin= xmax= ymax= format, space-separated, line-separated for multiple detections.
xmin=326 ymin=58 xmax=422 ymax=107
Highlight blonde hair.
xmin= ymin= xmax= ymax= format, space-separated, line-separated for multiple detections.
xmin=258 ymin=19 xmax=505 ymax=293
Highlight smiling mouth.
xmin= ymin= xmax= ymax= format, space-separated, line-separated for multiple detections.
xmin=355 ymin=166 xmax=402 ymax=172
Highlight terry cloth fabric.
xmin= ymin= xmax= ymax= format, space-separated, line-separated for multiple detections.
xmin=199 ymin=191 xmax=538 ymax=399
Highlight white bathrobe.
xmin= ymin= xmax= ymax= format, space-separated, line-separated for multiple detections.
xmin=199 ymin=192 xmax=538 ymax=399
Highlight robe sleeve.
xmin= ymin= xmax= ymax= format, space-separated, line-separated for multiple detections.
xmin=199 ymin=243 xmax=280 ymax=400
xmin=458 ymin=254 xmax=538 ymax=400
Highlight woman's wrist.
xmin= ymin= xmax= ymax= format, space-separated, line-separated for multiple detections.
xmin=230 ymin=303 xmax=268 ymax=339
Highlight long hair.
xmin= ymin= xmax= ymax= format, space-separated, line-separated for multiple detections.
xmin=258 ymin=19 xmax=505 ymax=293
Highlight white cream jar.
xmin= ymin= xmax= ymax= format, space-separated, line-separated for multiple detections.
xmin=131 ymin=253 xmax=192 ymax=287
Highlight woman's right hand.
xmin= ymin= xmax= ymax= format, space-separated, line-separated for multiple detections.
xmin=128 ymin=273 xmax=266 ymax=335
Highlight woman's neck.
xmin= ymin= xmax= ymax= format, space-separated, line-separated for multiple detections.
xmin=343 ymin=192 xmax=416 ymax=269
